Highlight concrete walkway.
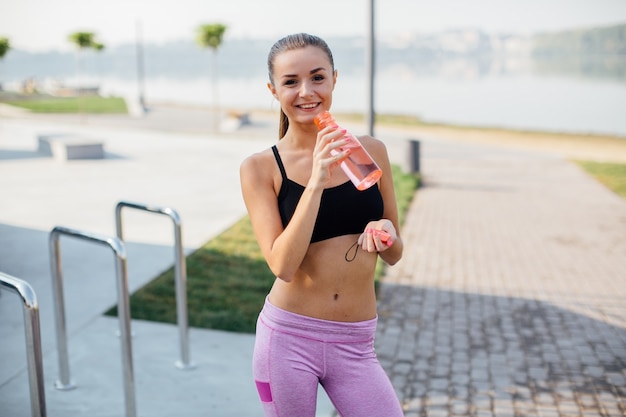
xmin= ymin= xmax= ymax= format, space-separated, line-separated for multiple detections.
xmin=1 ymin=105 xmax=625 ymax=416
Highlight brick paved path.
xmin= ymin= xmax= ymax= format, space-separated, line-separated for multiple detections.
xmin=375 ymin=140 xmax=626 ymax=417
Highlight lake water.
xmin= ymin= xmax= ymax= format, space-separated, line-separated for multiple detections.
xmin=88 ymin=69 xmax=626 ymax=137
xmin=7 ymin=50 xmax=625 ymax=138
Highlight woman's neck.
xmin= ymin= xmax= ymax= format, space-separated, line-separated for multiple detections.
xmin=283 ymin=123 xmax=318 ymax=150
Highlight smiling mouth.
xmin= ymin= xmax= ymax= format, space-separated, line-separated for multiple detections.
xmin=296 ymin=103 xmax=320 ymax=110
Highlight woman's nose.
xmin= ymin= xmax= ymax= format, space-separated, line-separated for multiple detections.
xmin=299 ymin=81 xmax=313 ymax=97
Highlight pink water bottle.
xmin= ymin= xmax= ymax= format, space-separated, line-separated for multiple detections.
xmin=314 ymin=111 xmax=382 ymax=191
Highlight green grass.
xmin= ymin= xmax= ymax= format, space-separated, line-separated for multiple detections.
xmin=106 ymin=166 xmax=420 ymax=333
xmin=392 ymin=165 xmax=420 ymax=226
xmin=575 ymin=160 xmax=626 ymax=198
xmin=1 ymin=95 xmax=128 ymax=113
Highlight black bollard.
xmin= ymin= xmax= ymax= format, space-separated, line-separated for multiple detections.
xmin=408 ymin=139 xmax=420 ymax=174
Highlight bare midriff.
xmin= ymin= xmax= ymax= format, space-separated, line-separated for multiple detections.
xmin=267 ymin=234 xmax=379 ymax=322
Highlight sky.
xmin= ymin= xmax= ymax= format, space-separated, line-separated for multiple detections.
xmin=1 ymin=0 xmax=626 ymax=52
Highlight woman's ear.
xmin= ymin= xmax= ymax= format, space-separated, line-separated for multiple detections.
xmin=332 ymin=69 xmax=338 ymax=89
xmin=267 ymin=82 xmax=278 ymax=99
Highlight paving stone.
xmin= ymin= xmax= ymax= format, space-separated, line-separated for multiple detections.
xmin=450 ymin=399 xmax=468 ymax=415
xmin=606 ymin=372 xmax=626 ymax=386
xmin=425 ymin=406 xmax=449 ymax=417
xmin=428 ymin=392 xmax=449 ymax=407
xmin=410 ymin=381 xmax=428 ymax=398
xmin=394 ymin=361 xmax=413 ymax=376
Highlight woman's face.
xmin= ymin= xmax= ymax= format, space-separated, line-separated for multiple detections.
xmin=268 ymin=45 xmax=337 ymax=126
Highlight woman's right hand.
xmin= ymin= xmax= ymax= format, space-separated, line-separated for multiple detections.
xmin=309 ymin=126 xmax=351 ymax=189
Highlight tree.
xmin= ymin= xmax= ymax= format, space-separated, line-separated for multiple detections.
xmin=68 ymin=31 xmax=104 ymax=120
xmin=68 ymin=32 xmax=105 ymax=84
xmin=0 ymin=37 xmax=9 ymax=59
xmin=196 ymin=23 xmax=227 ymax=131
xmin=0 ymin=37 xmax=11 ymax=91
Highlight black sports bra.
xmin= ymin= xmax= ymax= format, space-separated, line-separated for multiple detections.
xmin=272 ymin=145 xmax=384 ymax=243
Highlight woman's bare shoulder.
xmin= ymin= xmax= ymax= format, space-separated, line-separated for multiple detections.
xmin=356 ymin=134 xmax=388 ymax=159
xmin=240 ymin=146 xmax=276 ymax=177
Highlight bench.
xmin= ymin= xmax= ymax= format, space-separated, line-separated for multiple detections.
xmin=37 ymin=134 xmax=105 ymax=161
xmin=220 ymin=111 xmax=251 ymax=132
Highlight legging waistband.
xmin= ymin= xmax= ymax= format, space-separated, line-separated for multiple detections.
xmin=260 ymin=297 xmax=377 ymax=343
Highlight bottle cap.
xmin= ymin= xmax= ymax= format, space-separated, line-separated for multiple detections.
xmin=314 ymin=111 xmax=334 ymax=130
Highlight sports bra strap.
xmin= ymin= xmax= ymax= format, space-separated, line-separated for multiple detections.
xmin=272 ymin=145 xmax=288 ymax=181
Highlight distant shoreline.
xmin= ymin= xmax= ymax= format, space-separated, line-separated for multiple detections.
xmin=157 ymin=100 xmax=626 ymax=140
xmin=2 ymin=98 xmax=626 ymax=163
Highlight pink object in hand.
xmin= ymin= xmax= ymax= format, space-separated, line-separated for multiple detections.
xmin=367 ymin=228 xmax=393 ymax=246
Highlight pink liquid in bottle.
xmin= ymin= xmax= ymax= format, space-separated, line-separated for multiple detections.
xmin=314 ymin=111 xmax=382 ymax=191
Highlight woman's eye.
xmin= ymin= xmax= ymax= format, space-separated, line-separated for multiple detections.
xmin=284 ymin=79 xmax=297 ymax=86
xmin=313 ymin=75 xmax=325 ymax=82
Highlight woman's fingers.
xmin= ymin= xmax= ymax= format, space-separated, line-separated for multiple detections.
xmin=360 ymin=228 xmax=393 ymax=252
xmin=317 ymin=126 xmax=349 ymax=154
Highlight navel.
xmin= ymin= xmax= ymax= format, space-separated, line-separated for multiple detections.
xmin=334 ymin=293 xmax=339 ymax=301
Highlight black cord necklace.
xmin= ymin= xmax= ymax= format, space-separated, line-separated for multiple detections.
xmin=345 ymin=240 xmax=359 ymax=262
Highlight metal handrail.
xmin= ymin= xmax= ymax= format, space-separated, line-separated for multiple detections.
xmin=115 ymin=200 xmax=194 ymax=370
xmin=49 ymin=226 xmax=136 ymax=417
xmin=0 ymin=272 xmax=47 ymax=417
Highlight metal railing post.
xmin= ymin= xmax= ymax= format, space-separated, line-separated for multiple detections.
xmin=0 ymin=272 xmax=47 ymax=417
xmin=115 ymin=200 xmax=194 ymax=370
xmin=49 ymin=226 xmax=136 ymax=417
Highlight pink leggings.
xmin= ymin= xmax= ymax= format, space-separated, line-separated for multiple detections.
xmin=253 ymin=298 xmax=404 ymax=417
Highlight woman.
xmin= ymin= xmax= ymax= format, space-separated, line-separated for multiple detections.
xmin=240 ymin=33 xmax=404 ymax=417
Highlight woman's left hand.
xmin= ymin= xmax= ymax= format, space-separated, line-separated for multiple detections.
xmin=358 ymin=219 xmax=397 ymax=253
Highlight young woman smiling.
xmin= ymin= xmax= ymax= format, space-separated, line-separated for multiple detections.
xmin=240 ymin=33 xmax=404 ymax=417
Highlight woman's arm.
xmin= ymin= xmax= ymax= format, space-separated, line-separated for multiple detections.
xmin=240 ymin=128 xmax=351 ymax=281
xmin=240 ymin=152 xmax=315 ymax=282
xmin=357 ymin=137 xmax=404 ymax=265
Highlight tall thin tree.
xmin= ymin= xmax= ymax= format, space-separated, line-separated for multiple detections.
xmin=196 ymin=23 xmax=227 ymax=131
xmin=68 ymin=31 xmax=104 ymax=121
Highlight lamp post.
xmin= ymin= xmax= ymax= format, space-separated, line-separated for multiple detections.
xmin=366 ymin=0 xmax=375 ymax=136
xmin=136 ymin=20 xmax=146 ymax=113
